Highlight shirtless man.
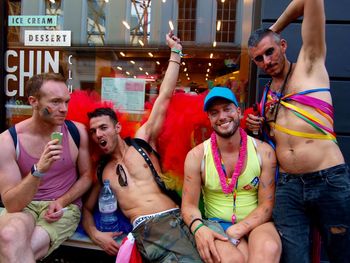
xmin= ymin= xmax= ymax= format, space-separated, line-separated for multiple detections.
xmin=0 ymin=73 xmax=92 ymax=262
xmin=84 ymin=32 xmax=202 ymax=261
xmin=246 ymin=0 xmax=350 ymax=262
xmin=182 ymin=87 xmax=281 ymax=263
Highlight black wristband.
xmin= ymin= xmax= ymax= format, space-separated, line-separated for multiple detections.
xmin=189 ymin=218 xmax=203 ymax=233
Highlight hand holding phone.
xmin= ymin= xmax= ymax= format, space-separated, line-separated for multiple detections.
xmin=51 ymin=207 xmax=68 ymax=217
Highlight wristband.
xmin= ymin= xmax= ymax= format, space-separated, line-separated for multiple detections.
xmin=168 ymin=59 xmax=181 ymax=66
xmin=193 ymin=223 xmax=204 ymax=236
xmin=189 ymin=218 xmax=203 ymax=232
xmin=171 ymin=48 xmax=185 ymax=58
xmin=229 ymin=237 xmax=240 ymax=246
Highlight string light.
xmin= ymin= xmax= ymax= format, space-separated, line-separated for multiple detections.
xmin=217 ymin=20 xmax=221 ymax=31
xmin=122 ymin=21 xmax=130 ymax=30
xmin=169 ymin=21 xmax=174 ymax=31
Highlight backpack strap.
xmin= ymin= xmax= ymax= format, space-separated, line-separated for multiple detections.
xmin=65 ymin=120 xmax=80 ymax=148
xmin=9 ymin=126 xmax=17 ymax=147
xmin=125 ymin=137 xmax=182 ymax=207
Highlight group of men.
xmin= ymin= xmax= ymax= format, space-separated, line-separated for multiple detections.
xmin=0 ymin=0 xmax=349 ymax=262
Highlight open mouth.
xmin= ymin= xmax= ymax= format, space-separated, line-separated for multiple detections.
xmin=99 ymin=140 xmax=107 ymax=147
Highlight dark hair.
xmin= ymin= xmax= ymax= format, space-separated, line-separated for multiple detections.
xmin=248 ymin=28 xmax=281 ymax=48
xmin=26 ymin=72 xmax=66 ymax=98
xmin=87 ymin=107 xmax=118 ymax=124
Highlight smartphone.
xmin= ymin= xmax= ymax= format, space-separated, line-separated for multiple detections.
xmin=51 ymin=207 xmax=68 ymax=217
xmin=51 ymin=132 xmax=63 ymax=145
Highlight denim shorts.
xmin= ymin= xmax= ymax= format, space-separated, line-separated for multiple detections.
xmin=272 ymin=164 xmax=350 ymax=263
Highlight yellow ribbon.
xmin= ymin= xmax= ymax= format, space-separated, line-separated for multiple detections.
xmin=270 ymin=122 xmax=336 ymax=141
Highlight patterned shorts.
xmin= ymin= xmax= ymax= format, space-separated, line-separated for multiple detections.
xmin=132 ymin=209 xmax=202 ymax=262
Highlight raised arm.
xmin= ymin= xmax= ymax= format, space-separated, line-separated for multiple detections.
xmin=270 ymin=0 xmax=326 ymax=61
xmin=226 ymin=141 xmax=277 ymax=240
xmin=136 ymin=32 xmax=182 ymax=144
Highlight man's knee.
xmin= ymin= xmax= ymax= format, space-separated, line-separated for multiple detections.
xmin=222 ymin=252 xmax=245 ymax=263
xmin=0 ymin=216 xmax=31 ymax=245
xmin=253 ymin=238 xmax=281 ymax=260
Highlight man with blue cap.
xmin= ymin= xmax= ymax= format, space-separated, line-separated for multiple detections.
xmin=182 ymin=87 xmax=281 ymax=262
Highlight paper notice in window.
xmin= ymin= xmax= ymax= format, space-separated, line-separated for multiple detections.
xmin=101 ymin=78 xmax=145 ymax=112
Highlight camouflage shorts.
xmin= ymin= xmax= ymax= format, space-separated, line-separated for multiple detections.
xmin=132 ymin=209 xmax=202 ymax=262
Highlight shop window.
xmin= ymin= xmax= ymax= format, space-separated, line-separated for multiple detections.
xmin=87 ymin=0 xmax=107 ymax=45
xmin=178 ymin=0 xmax=196 ymax=42
xmin=3 ymin=0 xmax=250 ymax=129
xmin=45 ymin=0 xmax=64 ymax=30
xmin=216 ymin=0 xmax=237 ymax=43
xmin=7 ymin=0 xmax=21 ymax=44
xmin=129 ymin=0 xmax=151 ymax=46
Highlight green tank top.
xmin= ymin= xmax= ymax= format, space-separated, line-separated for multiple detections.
xmin=202 ymin=136 xmax=261 ymax=222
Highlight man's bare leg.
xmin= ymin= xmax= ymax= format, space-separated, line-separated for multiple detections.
xmin=247 ymin=222 xmax=281 ymax=263
xmin=0 ymin=212 xmax=36 ymax=263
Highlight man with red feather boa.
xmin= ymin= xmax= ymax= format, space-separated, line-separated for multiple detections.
xmin=76 ymin=32 xmax=202 ymax=262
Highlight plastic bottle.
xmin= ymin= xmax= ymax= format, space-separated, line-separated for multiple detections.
xmin=99 ymin=179 xmax=119 ymax=232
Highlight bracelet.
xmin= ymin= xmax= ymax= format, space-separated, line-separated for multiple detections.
xmin=193 ymin=223 xmax=205 ymax=236
xmin=229 ymin=237 xmax=240 ymax=246
xmin=189 ymin=218 xmax=203 ymax=232
xmin=171 ymin=48 xmax=185 ymax=58
xmin=168 ymin=59 xmax=181 ymax=66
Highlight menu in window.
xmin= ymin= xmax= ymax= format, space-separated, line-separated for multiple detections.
xmin=101 ymin=77 xmax=145 ymax=112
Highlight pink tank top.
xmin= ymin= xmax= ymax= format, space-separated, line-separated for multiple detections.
xmin=17 ymin=123 xmax=82 ymax=208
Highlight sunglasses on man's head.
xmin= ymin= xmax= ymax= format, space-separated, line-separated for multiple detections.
xmin=116 ymin=164 xmax=128 ymax=187
xmin=253 ymin=47 xmax=275 ymax=63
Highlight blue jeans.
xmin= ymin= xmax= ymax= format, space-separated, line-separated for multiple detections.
xmin=272 ymin=164 xmax=350 ymax=263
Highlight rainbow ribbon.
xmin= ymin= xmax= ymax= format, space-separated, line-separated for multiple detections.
xmin=265 ymin=88 xmax=337 ymax=143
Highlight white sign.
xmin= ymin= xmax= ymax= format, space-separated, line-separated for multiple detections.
xmin=102 ymin=78 xmax=146 ymax=112
xmin=5 ymin=50 xmax=60 ymax=97
xmin=24 ymin=30 xmax=71 ymax=46
xmin=9 ymin=15 xmax=57 ymax=26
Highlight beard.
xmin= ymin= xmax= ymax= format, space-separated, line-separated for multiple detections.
xmin=212 ymin=118 xmax=240 ymax=139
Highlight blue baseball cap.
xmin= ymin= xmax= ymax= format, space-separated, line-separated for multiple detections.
xmin=204 ymin=87 xmax=239 ymax=111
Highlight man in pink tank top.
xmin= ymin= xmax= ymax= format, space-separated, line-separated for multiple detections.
xmin=0 ymin=73 xmax=92 ymax=262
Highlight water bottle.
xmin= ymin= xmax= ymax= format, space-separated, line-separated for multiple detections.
xmin=99 ymin=179 xmax=119 ymax=232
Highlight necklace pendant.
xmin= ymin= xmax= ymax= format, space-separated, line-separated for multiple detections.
xmin=231 ymin=214 xmax=236 ymax=224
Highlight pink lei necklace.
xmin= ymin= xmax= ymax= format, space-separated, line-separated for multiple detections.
xmin=210 ymin=127 xmax=248 ymax=223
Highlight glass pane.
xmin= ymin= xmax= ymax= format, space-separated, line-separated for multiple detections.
xmin=3 ymin=0 xmax=248 ymax=130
